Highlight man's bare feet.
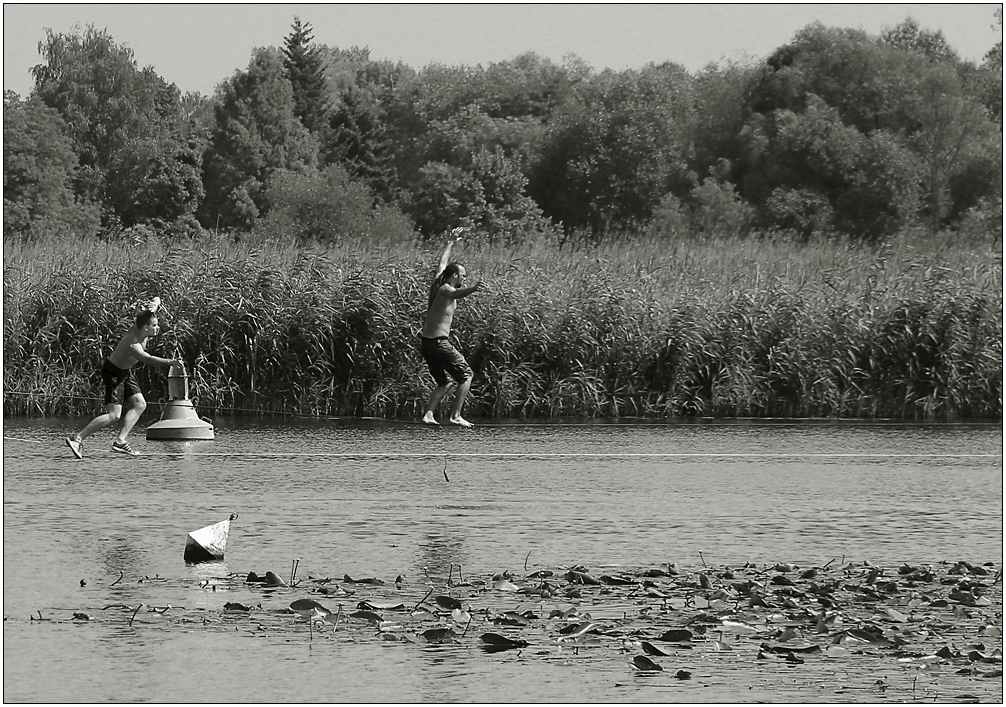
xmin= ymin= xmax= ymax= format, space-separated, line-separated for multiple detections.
xmin=448 ymin=416 xmax=474 ymax=429
xmin=421 ymin=412 xmax=440 ymax=425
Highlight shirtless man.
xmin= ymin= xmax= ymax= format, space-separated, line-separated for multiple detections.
xmin=420 ymin=231 xmax=481 ymax=428
xmin=66 ymin=306 xmax=183 ymax=458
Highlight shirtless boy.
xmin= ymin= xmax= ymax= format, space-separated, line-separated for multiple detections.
xmin=65 ymin=307 xmax=183 ymax=457
xmin=421 ymin=231 xmax=481 ymax=428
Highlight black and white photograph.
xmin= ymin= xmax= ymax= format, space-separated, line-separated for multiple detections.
xmin=3 ymin=3 xmax=1002 ymax=703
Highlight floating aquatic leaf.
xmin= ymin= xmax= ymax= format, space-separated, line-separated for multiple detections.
xmin=711 ymin=639 xmax=732 ymax=651
xmin=493 ymin=578 xmax=520 ymax=591
xmin=674 ymin=670 xmax=691 ymax=680
xmin=421 ymin=627 xmax=456 ymax=643
xmin=721 ymin=619 xmax=758 ymax=633
xmin=290 ymin=598 xmax=330 ymax=614
xmin=685 ymin=612 xmax=720 ymax=626
xmin=358 ymin=600 xmax=406 ymax=611
xmin=640 ymin=641 xmax=669 ymax=656
xmin=223 ymin=602 xmax=253 ymax=612
xmin=349 ymin=610 xmax=383 ymax=623
xmin=978 ymin=624 xmax=1002 ymax=637
xmin=656 ymin=629 xmax=693 ymax=642
xmin=844 ymin=628 xmax=891 ymax=645
xmin=343 ymin=574 xmax=384 ymax=585
xmin=565 ymin=570 xmax=600 ymax=585
xmin=882 ymin=607 xmax=908 ymax=623
xmin=264 ymin=571 xmax=287 ymax=587
xmin=776 ymin=626 xmax=801 ymax=642
xmin=761 ymin=642 xmax=821 ymax=654
xmin=631 ymin=655 xmax=663 ymax=671
xmin=72 ymin=612 xmax=91 ymax=621
xmin=559 ymin=621 xmax=597 ymax=638
xmin=825 ymin=645 xmax=849 ymax=658
xmin=967 ymin=650 xmax=1002 ymax=664
xmin=481 ymin=632 xmax=528 ymax=652
xmin=451 ymin=608 xmax=471 ymax=625
xmin=601 ymin=574 xmax=636 ymax=586
xmin=435 ymin=595 xmax=462 ymax=610
xmin=493 ymin=611 xmax=529 ymax=626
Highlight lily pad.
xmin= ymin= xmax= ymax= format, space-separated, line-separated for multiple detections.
xmin=435 ymin=595 xmax=462 ymax=610
xmin=481 ymin=632 xmax=528 ymax=652
xmin=656 ymin=628 xmax=693 ymax=643
xmin=421 ymin=627 xmax=456 ymax=643
xmin=631 ymin=655 xmax=663 ymax=671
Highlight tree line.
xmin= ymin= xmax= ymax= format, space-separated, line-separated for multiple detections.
xmin=4 ymin=13 xmax=1002 ymax=245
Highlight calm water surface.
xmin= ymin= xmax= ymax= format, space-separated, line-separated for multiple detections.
xmin=3 ymin=417 xmax=1002 ymax=703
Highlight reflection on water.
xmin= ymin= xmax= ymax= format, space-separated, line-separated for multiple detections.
xmin=419 ymin=526 xmax=467 ymax=584
xmin=3 ymin=417 xmax=1002 ymax=703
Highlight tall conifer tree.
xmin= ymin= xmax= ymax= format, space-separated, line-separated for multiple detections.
xmin=282 ymin=18 xmax=328 ymax=134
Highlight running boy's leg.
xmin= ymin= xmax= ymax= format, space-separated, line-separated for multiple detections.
xmin=76 ymin=403 xmax=123 ymax=441
xmin=67 ymin=402 xmax=121 ymax=458
xmin=115 ymin=393 xmax=147 ymax=445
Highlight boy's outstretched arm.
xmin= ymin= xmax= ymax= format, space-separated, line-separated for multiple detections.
xmin=129 ymin=343 xmax=183 ymax=368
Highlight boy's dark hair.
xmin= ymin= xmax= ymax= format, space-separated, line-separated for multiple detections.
xmin=136 ymin=310 xmax=157 ymax=329
xmin=428 ymin=262 xmax=464 ymax=306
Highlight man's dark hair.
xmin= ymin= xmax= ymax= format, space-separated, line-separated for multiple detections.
xmin=428 ymin=262 xmax=464 ymax=306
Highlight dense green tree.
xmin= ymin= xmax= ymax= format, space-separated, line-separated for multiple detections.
xmin=3 ymin=91 xmax=100 ymax=237
xmin=30 ymin=26 xmax=202 ymax=228
xmin=740 ymin=22 xmax=999 ymax=237
xmin=742 ymin=96 xmax=918 ymax=239
xmin=256 ymin=163 xmax=413 ymax=243
xmin=283 ymin=17 xmax=329 ymax=134
xmin=325 ymin=82 xmax=396 ymax=201
xmin=530 ymin=63 xmax=694 ymax=237
xmin=905 ymin=65 xmax=996 ymax=233
xmin=880 ymin=17 xmax=959 ymax=63
xmin=199 ymin=48 xmax=319 ymax=230
xmin=689 ymin=62 xmax=759 ymax=185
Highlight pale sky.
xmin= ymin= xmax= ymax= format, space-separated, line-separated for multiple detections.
xmin=3 ymin=3 xmax=1002 ymax=98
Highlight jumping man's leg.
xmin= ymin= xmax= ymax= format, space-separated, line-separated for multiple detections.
xmin=448 ymin=377 xmax=474 ymax=428
xmin=423 ymin=383 xmax=454 ymax=424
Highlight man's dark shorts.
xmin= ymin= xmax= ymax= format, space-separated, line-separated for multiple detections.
xmin=101 ymin=360 xmax=142 ymax=405
xmin=420 ymin=336 xmax=472 ymax=386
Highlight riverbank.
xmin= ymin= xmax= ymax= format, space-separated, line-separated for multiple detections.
xmin=3 ymin=230 xmax=1001 ymax=419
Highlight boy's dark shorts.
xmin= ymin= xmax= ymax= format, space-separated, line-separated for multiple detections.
xmin=420 ymin=336 xmax=472 ymax=386
xmin=101 ymin=359 xmax=142 ymax=405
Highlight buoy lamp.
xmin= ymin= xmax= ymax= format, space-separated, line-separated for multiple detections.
xmin=146 ymin=361 xmax=215 ymax=440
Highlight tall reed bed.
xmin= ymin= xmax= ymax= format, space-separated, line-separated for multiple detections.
xmin=3 ymin=230 xmax=1001 ymax=420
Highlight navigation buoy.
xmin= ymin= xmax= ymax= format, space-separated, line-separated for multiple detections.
xmin=146 ymin=360 xmax=214 ymax=440
xmin=184 ymin=513 xmax=238 ymax=563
